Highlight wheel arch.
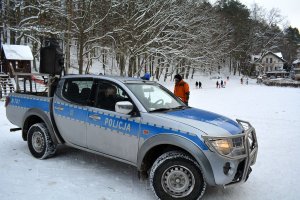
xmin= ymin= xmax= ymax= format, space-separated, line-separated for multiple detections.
xmin=137 ymin=134 xmax=216 ymax=186
xmin=22 ymin=108 xmax=60 ymax=144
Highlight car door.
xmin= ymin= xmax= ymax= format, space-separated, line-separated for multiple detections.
xmin=86 ymin=80 xmax=140 ymax=164
xmin=53 ymin=77 xmax=93 ymax=147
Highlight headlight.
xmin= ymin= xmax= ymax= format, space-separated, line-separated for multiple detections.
xmin=211 ymin=139 xmax=232 ymax=155
xmin=204 ymin=136 xmax=246 ymax=159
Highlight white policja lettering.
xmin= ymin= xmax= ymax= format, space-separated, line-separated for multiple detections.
xmin=104 ymin=118 xmax=131 ymax=132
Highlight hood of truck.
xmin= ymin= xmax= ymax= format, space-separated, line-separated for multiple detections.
xmin=153 ymin=108 xmax=243 ymax=137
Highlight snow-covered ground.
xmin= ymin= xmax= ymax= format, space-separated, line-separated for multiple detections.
xmin=1 ymin=76 xmax=300 ymax=200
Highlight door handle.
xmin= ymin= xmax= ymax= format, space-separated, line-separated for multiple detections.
xmin=89 ymin=114 xmax=101 ymax=121
xmin=55 ymin=106 xmax=64 ymax=111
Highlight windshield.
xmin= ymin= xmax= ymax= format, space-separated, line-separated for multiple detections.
xmin=126 ymin=83 xmax=186 ymax=112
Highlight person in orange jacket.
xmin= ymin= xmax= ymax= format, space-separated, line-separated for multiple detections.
xmin=174 ymin=74 xmax=190 ymax=105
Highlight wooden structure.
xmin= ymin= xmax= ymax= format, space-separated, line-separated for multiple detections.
xmin=0 ymin=44 xmax=34 ymax=94
xmin=0 ymin=73 xmax=14 ymax=98
xmin=1 ymin=44 xmax=33 ymax=75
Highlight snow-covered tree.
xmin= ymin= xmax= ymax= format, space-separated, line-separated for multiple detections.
xmin=1 ymin=0 xmax=295 ymax=77
xmin=64 ymin=0 xmax=113 ymax=74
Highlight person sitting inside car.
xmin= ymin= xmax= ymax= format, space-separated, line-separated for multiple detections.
xmin=97 ymin=84 xmax=118 ymax=111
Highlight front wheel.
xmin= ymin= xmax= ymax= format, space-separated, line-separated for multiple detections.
xmin=27 ymin=123 xmax=57 ymax=159
xmin=150 ymin=151 xmax=206 ymax=200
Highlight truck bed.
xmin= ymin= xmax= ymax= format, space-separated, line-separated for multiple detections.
xmin=6 ymin=93 xmax=52 ymax=128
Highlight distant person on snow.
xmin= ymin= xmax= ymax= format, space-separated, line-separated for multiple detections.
xmin=199 ymin=81 xmax=202 ymax=88
xmin=240 ymin=77 xmax=243 ymax=84
xmin=174 ymin=74 xmax=190 ymax=106
xmin=195 ymin=81 xmax=198 ymax=88
xmin=221 ymin=80 xmax=224 ymax=88
xmin=216 ymin=81 xmax=220 ymax=88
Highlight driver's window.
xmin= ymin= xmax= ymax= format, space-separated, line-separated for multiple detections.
xmin=95 ymin=81 xmax=130 ymax=112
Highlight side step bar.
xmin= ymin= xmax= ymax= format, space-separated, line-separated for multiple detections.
xmin=10 ymin=128 xmax=22 ymax=132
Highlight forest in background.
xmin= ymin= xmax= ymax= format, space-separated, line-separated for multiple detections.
xmin=1 ymin=0 xmax=300 ymax=80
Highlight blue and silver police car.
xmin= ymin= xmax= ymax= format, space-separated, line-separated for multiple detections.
xmin=6 ymin=75 xmax=258 ymax=199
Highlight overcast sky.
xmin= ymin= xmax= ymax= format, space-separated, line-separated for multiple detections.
xmin=211 ymin=0 xmax=300 ymax=31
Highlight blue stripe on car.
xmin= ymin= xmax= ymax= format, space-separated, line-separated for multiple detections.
xmin=9 ymin=96 xmax=208 ymax=150
xmin=140 ymin=123 xmax=208 ymax=150
xmin=166 ymin=108 xmax=243 ymax=135
xmin=54 ymin=103 xmax=208 ymax=150
xmin=10 ymin=96 xmax=50 ymax=112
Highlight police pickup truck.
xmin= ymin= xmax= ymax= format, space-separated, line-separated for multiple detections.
xmin=6 ymin=74 xmax=258 ymax=200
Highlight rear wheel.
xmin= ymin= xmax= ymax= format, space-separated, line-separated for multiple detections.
xmin=27 ymin=123 xmax=57 ymax=159
xmin=150 ymin=151 xmax=206 ymax=200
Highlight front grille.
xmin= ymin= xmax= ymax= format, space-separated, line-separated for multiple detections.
xmin=232 ymin=137 xmax=243 ymax=147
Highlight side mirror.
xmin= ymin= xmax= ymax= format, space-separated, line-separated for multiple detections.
xmin=115 ymin=101 xmax=133 ymax=115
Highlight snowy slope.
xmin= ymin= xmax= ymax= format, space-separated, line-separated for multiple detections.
xmin=1 ymin=76 xmax=300 ymax=200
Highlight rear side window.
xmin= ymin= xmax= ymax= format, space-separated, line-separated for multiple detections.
xmin=62 ymin=78 xmax=93 ymax=105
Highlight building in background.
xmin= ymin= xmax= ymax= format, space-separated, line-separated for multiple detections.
xmin=292 ymin=59 xmax=300 ymax=80
xmin=254 ymin=52 xmax=287 ymax=76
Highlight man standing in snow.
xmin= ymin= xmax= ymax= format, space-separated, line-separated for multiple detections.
xmin=174 ymin=74 xmax=190 ymax=106
xmin=216 ymin=81 xmax=220 ymax=88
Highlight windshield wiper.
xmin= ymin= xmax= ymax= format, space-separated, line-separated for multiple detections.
xmin=172 ymin=105 xmax=188 ymax=110
xmin=150 ymin=105 xmax=187 ymax=113
xmin=149 ymin=108 xmax=172 ymax=112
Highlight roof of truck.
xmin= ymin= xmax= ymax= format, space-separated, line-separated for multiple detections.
xmin=61 ymin=74 xmax=156 ymax=83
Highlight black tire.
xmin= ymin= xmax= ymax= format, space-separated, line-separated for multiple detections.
xmin=27 ymin=123 xmax=57 ymax=159
xmin=150 ymin=151 xmax=206 ymax=200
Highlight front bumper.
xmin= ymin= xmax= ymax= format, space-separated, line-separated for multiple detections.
xmin=203 ymin=119 xmax=258 ymax=186
xmin=226 ymin=119 xmax=258 ymax=186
